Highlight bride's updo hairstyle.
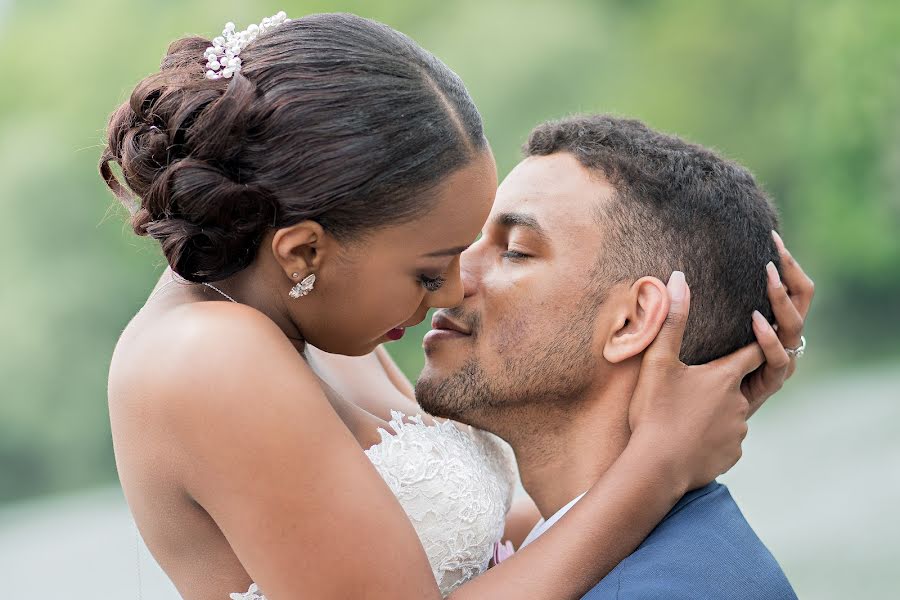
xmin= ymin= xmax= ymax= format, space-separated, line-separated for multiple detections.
xmin=100 ymin=13 xmax=486 ymax=282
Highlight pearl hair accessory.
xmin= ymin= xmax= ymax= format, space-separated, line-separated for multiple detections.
xmin=204 ymin=11 xmax=290 ymax=80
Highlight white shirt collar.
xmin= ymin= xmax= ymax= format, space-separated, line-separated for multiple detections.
xmin=519 ymin=492 xmax=587 ymax=549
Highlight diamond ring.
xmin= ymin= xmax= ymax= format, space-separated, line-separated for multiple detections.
xmin=785 ymin=335 xmax=806 ymax=359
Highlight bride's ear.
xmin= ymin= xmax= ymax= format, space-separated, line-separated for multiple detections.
xmin=602 ymin=276 xmax=671 ymax=364
xmin=270 ymin=221 xmax=330 ymax=280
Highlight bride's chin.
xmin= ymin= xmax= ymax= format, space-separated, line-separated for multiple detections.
xmin=315 ymin=337 xmax=383 ymax=357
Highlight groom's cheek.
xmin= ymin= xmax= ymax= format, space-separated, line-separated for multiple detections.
xmin=490 ymin=312 xmax=530 ymax=358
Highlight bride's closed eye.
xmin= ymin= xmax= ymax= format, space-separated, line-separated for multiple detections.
xmin=418 ymin=274 xmax=447 ymax=292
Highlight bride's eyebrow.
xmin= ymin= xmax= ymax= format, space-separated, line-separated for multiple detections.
xmin=422 ymin=244 xmax=471 ymax=258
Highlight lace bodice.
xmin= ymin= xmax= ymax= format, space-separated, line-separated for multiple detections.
xmin=231 ymin=411 xmax=516 ymax=599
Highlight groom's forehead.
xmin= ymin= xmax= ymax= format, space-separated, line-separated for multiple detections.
xmin=492 ymin=154 xmax=615 ymax=236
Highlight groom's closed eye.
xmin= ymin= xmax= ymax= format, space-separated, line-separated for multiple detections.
xmin=502 ymin=234 xmax=535 ymax=261
xmin=501 ymin=249 xmax=530 ymax=261
xmin=491 ymin=212 xmax=549 ymax=262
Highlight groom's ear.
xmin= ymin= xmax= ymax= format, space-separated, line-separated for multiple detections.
xmin=602 ymin=276 xmax=670 ymax=364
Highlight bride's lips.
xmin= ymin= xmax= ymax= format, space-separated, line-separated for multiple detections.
xmin=423 ymin=312 xmax=471 ymax=348
xmin=384 ymin=315 xmax=428 ymax=343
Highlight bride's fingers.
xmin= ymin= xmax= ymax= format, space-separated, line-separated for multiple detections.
xmin=643 ymin=271 xmax=690 ymax=367
xmin=745 ymin=310 xmax=791 ymax=416
xmin=709 ymin=342 xmax=765 ymax=387
xmin=765 ymin=261 xmax=804 ymax=349
xmin=752 ymin=311 xmax=791 ymax=371
xmin=772 ymin=231 xmax=815 ymax=318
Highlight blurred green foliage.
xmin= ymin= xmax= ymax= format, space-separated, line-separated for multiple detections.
xmin=0 ymin=0 xmax=897 ymax=504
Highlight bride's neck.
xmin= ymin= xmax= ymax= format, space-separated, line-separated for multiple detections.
xmin=177 ymin=261 xmax=308 ymax=353
xmin=505 ymin=377 xmax=635 ymax=520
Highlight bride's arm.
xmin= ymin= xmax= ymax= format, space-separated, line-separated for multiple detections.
xmin=172 ymin=263 xmax=809 ymax=600
xmin=182 ymin=308 xmax=707 ymax=600
xmin=168 ymin=297 xmax=703 ymax=600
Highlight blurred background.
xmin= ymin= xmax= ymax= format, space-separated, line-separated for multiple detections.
xmin=0 ymin=0 xmax=897 ymax=597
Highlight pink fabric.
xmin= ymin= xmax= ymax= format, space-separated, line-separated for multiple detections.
xmin=493 ymin=540 xmax=515 ymax=565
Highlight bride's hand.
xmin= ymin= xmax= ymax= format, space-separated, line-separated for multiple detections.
xmin=628 ymin=240 xmax=813 ymax=492
xmin=626 ymin=272 xmax=755 ymax=492
xmin=742 ymin=232 xmax=814 ymax=413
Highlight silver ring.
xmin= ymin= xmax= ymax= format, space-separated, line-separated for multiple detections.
xmin=785 ymin=335 xmax=806 ymax=358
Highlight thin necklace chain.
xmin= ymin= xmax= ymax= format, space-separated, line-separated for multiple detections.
xmin=202 ymin=282 xmax=238 ymax=303
xmin=154 ymin=274 xmax=306 ymax=349
xmin=144 ymin=277 xmax=180 ymax=303
xmin=144 ymin=275 xmax=238 ymax=305
xmin=203 ymin=281 xmax=305 ymax=347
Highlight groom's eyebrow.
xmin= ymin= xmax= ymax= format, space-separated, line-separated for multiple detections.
xmin=495 ymin=212 xmax=548 ymax=241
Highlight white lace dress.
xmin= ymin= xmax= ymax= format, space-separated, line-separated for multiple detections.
xmin=230 ymin=411 xmax=517 ymax=599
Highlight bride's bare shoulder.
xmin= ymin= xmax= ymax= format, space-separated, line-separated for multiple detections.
xmin=113 ymin=301 xmax=301 ymax=381
xmin=109 ymin=301 xmax=331 ymax=446
xmin=132 ymin=299 xmax=289 ymax=346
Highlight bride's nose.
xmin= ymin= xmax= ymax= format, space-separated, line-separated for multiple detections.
xmin=460 ymin=245 xmax=482 ymax=299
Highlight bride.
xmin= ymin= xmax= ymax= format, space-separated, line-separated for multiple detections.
xmin=101 ymin=11 xmax=812 ymax=600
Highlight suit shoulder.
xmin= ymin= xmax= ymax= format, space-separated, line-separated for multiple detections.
xmin=582 ymin=485 xmax=796 ymax=599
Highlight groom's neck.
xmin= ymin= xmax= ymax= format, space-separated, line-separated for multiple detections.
xmin=506 ymin=374 xmax=636 ymax=519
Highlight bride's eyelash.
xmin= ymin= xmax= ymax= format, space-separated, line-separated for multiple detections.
xmin=502 ymin=250 xmax=529 ymax=260
xmin=418 ymin=274 xmax=446 ymax=292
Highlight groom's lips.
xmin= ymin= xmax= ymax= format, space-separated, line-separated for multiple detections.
xmin=423 ymin=312 xmax=471 ymax=349
xmin=431 ymin=312 xmax=471 ymax=335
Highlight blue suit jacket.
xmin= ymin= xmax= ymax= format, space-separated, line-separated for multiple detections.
xmin=582 ymin=482 xmax=796 ymax=599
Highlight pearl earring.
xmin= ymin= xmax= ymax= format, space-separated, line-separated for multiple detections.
xmin=289 ymin=274 xmax=316 ymax=299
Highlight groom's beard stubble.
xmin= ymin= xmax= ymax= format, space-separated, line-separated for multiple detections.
xmin=415 ymin=303 xmax=598 ymax=436
xmin=416 ymin=357 xmax=501 ymax=425
xmin=415 ymin=306 xmax=496 ymax=423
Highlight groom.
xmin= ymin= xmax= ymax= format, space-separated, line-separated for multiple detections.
xmin=415 ymin=115 xmax=797 ymax=598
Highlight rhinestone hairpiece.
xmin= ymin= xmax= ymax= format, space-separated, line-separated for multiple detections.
xmin=204 ymin=11 xmax=290 ymax=80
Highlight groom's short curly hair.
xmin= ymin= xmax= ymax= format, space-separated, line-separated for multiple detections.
xmin=525 ymin=115 xmax=780 ymax=365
